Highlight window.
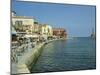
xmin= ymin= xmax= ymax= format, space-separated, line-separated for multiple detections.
xmin=15 ymin=21 xmax=23 ymax=26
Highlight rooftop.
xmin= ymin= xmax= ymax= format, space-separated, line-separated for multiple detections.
xmin=53 ymin=28 xmax=66 ymax=31
xmin=12 ymin=16 xmax=33 ymax=19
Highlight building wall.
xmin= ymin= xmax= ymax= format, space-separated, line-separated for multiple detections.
xmin=41 ymin=24 xmax=53 ymax=36
xmin=34 ymin=24 xmax=41 ymax=34
xmin=12 ymin=17 xmax=34 ymax=34
xmin=53 ymin=28 xmax=67 ymax=38
xmin=48 ymin=25 xmax=53 ymax=36
xmin=12 ymin=17 xmax=34 ymax=26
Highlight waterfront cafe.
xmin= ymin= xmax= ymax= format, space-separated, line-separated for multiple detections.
xmin=12 ymin=26 xmax=19 ymax=47
xmin=12 ymin=26 xmax=27 ymax=45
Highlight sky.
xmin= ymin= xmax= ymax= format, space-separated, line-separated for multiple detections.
xmin=12 ymin=0 xmax=96 ymax=37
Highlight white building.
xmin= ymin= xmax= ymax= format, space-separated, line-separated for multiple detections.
xmin=12 ymin=16 xmax=34 ymax=33
xmin=12 ymin=14 xmax=34 ymax=34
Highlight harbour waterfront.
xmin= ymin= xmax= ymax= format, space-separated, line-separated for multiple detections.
xmin=31 ymin=37 xmax=96 ymax=73
xmin=11 ymin=11 xmax=67 ymax=74
xmin=11 ymin=1 xmax=96 ymax=74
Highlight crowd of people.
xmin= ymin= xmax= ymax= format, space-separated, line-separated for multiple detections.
xmin=11 ymin=34 xmax=54 ymax=63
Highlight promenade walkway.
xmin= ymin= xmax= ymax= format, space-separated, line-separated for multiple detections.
xmin=11 ymin=39 xmax=65 ymax=74
xmin=11 ymin=41 xmax=45 ymax=74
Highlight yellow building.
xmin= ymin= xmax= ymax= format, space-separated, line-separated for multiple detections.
xmin=12 ymin=12 xmax=34 ymax=34
xmin=40 ymin=24 xmax=53 ymax=40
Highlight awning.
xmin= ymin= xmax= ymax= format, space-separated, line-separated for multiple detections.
xmin=24 ymin=34 xmax=39 ymax=38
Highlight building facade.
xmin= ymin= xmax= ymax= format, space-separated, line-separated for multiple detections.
xmin=12 ymin=12 xmax=34 ymax=34
xmin=40 ymin=24 xmax=53 ymax=36
xmin=33 ymin=21 xmax=41 ymax=34
xmin=40 ymin=24 xmax=53 ymax=40
xmin=53 ymin=28 xmax=67 ymax=38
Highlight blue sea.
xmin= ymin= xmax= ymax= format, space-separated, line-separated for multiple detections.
xmin=31 ymin=37 xmax=96 ymax=73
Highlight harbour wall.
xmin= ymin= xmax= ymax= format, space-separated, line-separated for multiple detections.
xmin=17 ymin=40 xmax=53 ymax=74
xmin=16 ymin=39 xmax=66 ymax=74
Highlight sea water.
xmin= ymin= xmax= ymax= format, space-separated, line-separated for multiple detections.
xmin=31 ymin=37 xmax=96 ymax=73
